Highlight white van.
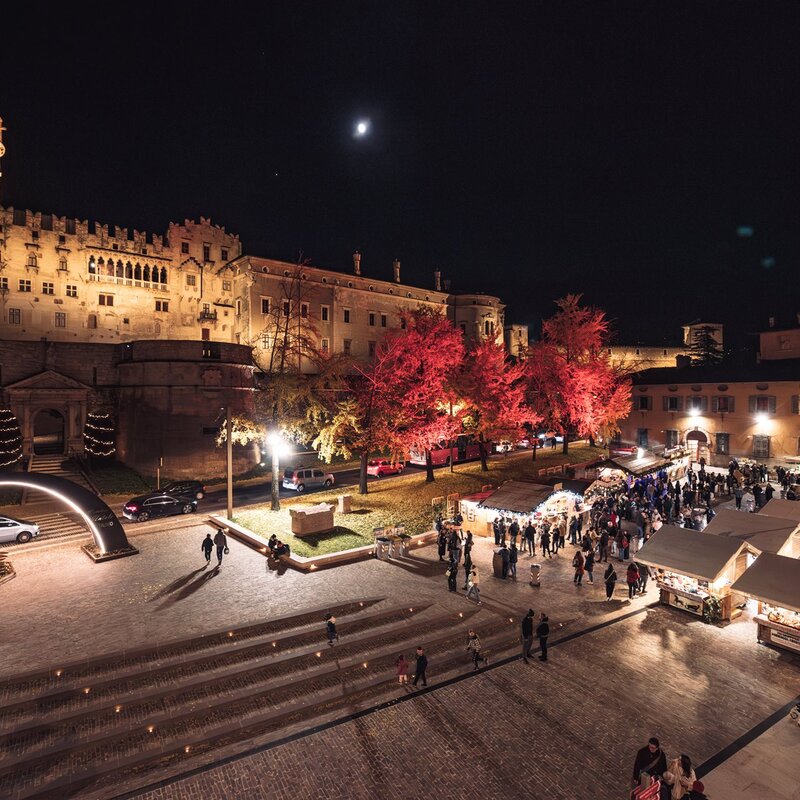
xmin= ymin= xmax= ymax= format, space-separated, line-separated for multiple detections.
xmin=282 ymin=467 xmax=334 ymax=493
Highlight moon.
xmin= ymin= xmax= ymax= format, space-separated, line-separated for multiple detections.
xmin=355 ymin=120 xmax=369 ymax=137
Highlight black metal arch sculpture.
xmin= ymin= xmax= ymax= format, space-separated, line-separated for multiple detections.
xmin=0 ymin=473 xmax=133 ymax=554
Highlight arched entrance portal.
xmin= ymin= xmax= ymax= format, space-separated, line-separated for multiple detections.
xmin=686 ymin=430 xmax=709 ymax=464
xmin=0 ymin=473 xmax=135 ymax=558
xmin=33 ymin=409 xmax=66 ymax=455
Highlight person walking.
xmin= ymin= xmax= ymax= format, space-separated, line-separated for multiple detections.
xmin=584 ymin=549 xmax=595 ymax=583
xmin=499 ymin=542 xmax=510 ymax=579
xmin=446 ymin=555 xmax=458 ymax=592
xmin=734 ymin=484 xmax=743 ymax=510
xmin=626 ymin=562 xmax=640 ymax=600
xmin=201 ymin=533 xmax=214 ymax=565
xmin=604 ymin=562 xmax=617 ymax=601
xmin=412 ymin=646 xmax=428 ymax=687
xmin=213 ymin=527 xmax=228 ymax=566
xmin=536 ymin=613 xmax=550 ymax=662
xmin=395 ymin=654 xmax=409 ymax=685
xmin=462 ymin=547 xmax=473 ymax=590
xmin=508 ymin=519 xmax=519 ymax=549
xmin=636 ymin=561 xmax=651 ymax=594
xmin=465 ymin=566 xmax=481 ymax=604
xmin=572 ymin=549 xmax=585 ymax=586
xmin=521 ymin=608 xmax=535 ymax=663
xmin=599 ymin=527 xmax=610 ymax=562
xmin=509 ymin=543 xmax=519 ymax=581
xmin=466 ymin=629 xmax=487 ymax=670
xmin=663 ymin=754 xmax=697 ymax=799
xmin=324 ymin=613 xmax=339 ymax=646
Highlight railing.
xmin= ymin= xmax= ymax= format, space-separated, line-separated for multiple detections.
xmin=87 ymin=273 xmax=167 ymax=288
xmin=198 ymin=310 xmax=218 ymax=321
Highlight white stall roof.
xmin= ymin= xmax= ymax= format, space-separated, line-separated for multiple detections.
xmin=731 ymin=552 xmax=800 ymax=613
xmin=758 ymin=498 xmax=800 ymax=523
xmin=703 ymin=509 xmax=799 ymax=555
xmin=635 ymin=524 xmax=746 ymax=582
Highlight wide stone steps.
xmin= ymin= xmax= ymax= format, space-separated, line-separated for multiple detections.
xmin=4 ymin=611 xmax=513 ymax=800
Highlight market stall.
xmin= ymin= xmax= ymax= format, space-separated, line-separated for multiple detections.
xmin=759 ymin=498 xmax=800 ymax=524
xmin=636 ymin=525 xmax=748 ymax=622
xmin=580 ymin=450 xmax=688 ymax=504
xmin=459 ymin=480 xmax=585 ymax=537
xmin=702 ymin=509 xmax=800 ymax=558
xmin=731 ymin=552 xmax=800 ymax=654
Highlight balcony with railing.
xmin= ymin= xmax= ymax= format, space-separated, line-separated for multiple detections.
xmin=198 ymin=308 xmax=218 ymax=322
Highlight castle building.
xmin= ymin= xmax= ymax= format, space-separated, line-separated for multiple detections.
xmin=0 ymin=206 xmax=505 ymax=474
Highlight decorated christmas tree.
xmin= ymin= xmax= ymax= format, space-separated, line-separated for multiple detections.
xmin=84 ymin=411 xmax=116 ymax=458
xmin=0 ymin=410 xmax=23 ymax=467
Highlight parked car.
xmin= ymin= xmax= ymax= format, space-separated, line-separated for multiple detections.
xmin=281 ymin=467 xmax=334 ymax=493
xmin=366 ymin=459 xmax=404 ymax=477
xmin=123 ymin=493 xmax=198 ymax=522
xmin=162 ymin=480 xmax=206 ymax=501
xmin=0 ymin=516 xmax=40 ymax=544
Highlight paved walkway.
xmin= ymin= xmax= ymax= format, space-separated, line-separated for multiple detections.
xmin=3 ymin=513 xmax=800 ymax=799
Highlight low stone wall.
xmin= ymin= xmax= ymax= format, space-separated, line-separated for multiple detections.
xmin=212 ymin=515 xmax=437 ymax=572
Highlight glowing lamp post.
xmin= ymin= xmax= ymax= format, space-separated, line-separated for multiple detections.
xmin=268 ymin=432 xmax=289 ymax=511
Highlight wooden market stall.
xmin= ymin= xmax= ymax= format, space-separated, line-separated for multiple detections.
xmin=636 ymin=525 xmax=748 ymax=622
xmin=702 ymin=509 xmax=800 ymax=558
xmin=580 ymin=450 xmax=687 ymax=504
xmin=459 ymin=480 xmax=585 ymax=537
xmin=731 ymin=552 xmax=800 ymax=654
xmin=759 ymin=497 xmax=800 ymax=525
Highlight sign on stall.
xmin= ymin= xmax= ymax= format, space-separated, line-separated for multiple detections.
xmin=772 ymin=629 xmax=800 ymax=654
xmin=666 ymin=592 xmax=703 ymax=616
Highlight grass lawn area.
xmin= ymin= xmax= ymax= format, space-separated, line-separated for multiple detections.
xmin=232 ymin=444 xmax=597 ymax=557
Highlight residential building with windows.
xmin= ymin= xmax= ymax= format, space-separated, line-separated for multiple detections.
xmin=617 ymin=359 xmax=800 ymax=464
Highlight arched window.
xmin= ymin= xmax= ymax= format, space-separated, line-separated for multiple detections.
xmin=143 ymin=265 xmax=151 ymax=282
xmin=27 ymin=252 xmax=38 ymax=268
xmin=134 ymin=263 xmax=142 ymax=280
xmin=125 ymin=262 xmax=133 ymax=279
xmin=160 ymin=267 xmax=167 ymax=284
xmin=115 ymin=261 xmax=124 ymax=278
xmin=58 ymin=256 xmax=68 ymax=271
xmin=88 ymin=257 xmax=97 ymax=274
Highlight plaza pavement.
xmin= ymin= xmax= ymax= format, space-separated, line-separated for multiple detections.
xmin=2 ymin=509 xmax=799 ymax=799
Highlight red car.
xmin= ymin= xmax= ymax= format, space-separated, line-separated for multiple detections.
xmin=366 ymin=459 xmax=404 ymax=477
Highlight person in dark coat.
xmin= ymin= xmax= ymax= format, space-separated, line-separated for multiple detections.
xmin=499 ymin=543 xmax=510 ymax=579
xmin=604 ymin=563 xmax=617 ymax=601
xmin=508 ymin=519 xmax=520 ymax=548
xmin=536 ymin=613 xmax=550 ymax=661
xmin=213 ymin=527 xmax=228 ymax=566
xmin=201 ymin=533 xmax=214 ymax=565
xmin=631 ymin=737 xmax=667 ymax=790
xmin=521 ymin=608 xmax=535 ymax=663
xmin=446 ymin=555 xmax=458 ymax=592
xmin=524 ymin=521 xmax=536 ymax=556
xmin=437 ymin=530 xmax=447 ymax=561
xmin=412 ymin=646 xmax=428 ymax=687
xmin=540 ymin=528 xmax=552 ymax=558
xmin=509 ymin=543 xmax=519 ymax=580
xmin=584 ymin=550 xmax=595 ymax=583
xmin=324 ymin=613 xmax=338 ymax=646
xmin=599 ymin=528 xmax=610 ymax=562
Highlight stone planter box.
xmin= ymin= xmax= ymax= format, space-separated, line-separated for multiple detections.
xmin=82 ymin=543 xmax=140 ymax=562
xmin=213 ymin=514 xmax=438 ymax=573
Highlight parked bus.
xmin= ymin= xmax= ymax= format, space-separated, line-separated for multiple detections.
xmin=408 ymin=435 xmax=483 ymax=467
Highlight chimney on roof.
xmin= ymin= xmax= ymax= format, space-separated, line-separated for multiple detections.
xmin=768 ymin=316 xmax=775 ymax=328
xmin=434 ymin=270 xmax=442 ymax=292
xmin=353 ymin=250 xmax=361 ymax=276
xmin=393 ymin=258 xmax=401 ymax=283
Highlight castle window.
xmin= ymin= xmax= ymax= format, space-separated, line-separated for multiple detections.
xmin=58 ymin=257 xmax=68 ymax=271
xmin=369 ymin=312 xmax=376 ymax=327
xmin=66 ymin=285 xmax=78 ymax=298
xmin=181 ymin=242 xmax=189 ymax=254
xmin=55 ymin=312 xmax=66 ymax=328
xmin=88 ymin=257 xmax=97 ymax=274
xmin=160 ymin=267 xmax=168 ymax=284
xmin=321 ymin=338 xmax=329 ymax=354
xmin=282 ymin=300 xmax=290 ymax=317
xmin=343 ymin=308 xmax=351 ymax=324
xmin=26 ymin=253 xmax=38 ymax=268
xmin=321 ymin=305 xmax=330 ymax=322
xmin=19 ymin=280 xmax=31 ymax=293
xmin=186 ymin=274 xmax=197 ymax=287
xmin=223 ymin=280 xmax=232 ymax=291
xmin=260 ymin=297 xmax=271 ymax=314
xmin=343 ymin=339 xmax=352 ymax=355
xmin=125 ymin=262 xmax=133 ymax=279
xmin=0 ymin=278 xmax=7 ymax=290
xmin=8 ymin=308 xmax=20 ymax=324
xmin=155 ymin=300 xmax=169 ymax=313
xmin=42 ymin=282 xmax=54 ymax=295
xmin=221 ymin=248 xmax=229 ymax=261
xmin=134 ymin=263 xmax=142 ymax=280
xmin=87 ymin=314 xmax=97 ymax=329
xmin=381 ymin=313 xmax=387 ymax=328
xmin=203 ymin=244 xmax=211 ymax=262
xmin=99 ymin=293 xmax=114 ymax=306
xmin=300 ymin=302 xmax=309 ymax=319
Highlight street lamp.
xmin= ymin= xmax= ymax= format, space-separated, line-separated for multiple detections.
xmin=268 ymin=431 xmax=289 ymax=511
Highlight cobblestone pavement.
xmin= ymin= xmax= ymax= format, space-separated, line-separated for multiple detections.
xmin=133 ymin=604 xmax=800 ymax=800
xmin=3 ymin=511 xmax=800 ymax=799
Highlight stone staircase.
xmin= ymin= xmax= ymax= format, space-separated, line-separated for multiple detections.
xmin=23 ymin=455 xmax=97 ymax=506
xmin=0 ymin=597 xmax=517 ymax=799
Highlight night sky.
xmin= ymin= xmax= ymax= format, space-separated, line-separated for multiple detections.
xmin=1 ymin=2 xmax=798 ymax=346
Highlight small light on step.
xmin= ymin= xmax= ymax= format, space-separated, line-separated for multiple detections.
xmin=83 ymin=688 xmax=91 ymax=695
xmin=184 ymin=746 xmax=191 ymax=753
xmin=147 ymin=725 xmax=155 ymax=733
xmin=315 ymin=652 xmax=322 ymax=658
xmin=55 ymin=670 xmax=63 ymax=677
xmin=362 ymin=662 xmax=368 ymax=668
xmin=115 ymin=705 xmax=122 ymax=713
xmin=228 ymin=632 xmax=234 ymax=637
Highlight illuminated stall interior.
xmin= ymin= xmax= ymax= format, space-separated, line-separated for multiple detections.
xmin=731 ymin=552 xmax=800 ymax=654
xmin=636 ymin=525 xmax=748 ymax=622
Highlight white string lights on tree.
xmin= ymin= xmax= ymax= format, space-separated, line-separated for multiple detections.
xmin=0 ymin=409 xmax=23 ymax=467
xmin=83 ymin=411 xmax=116 ymax=457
